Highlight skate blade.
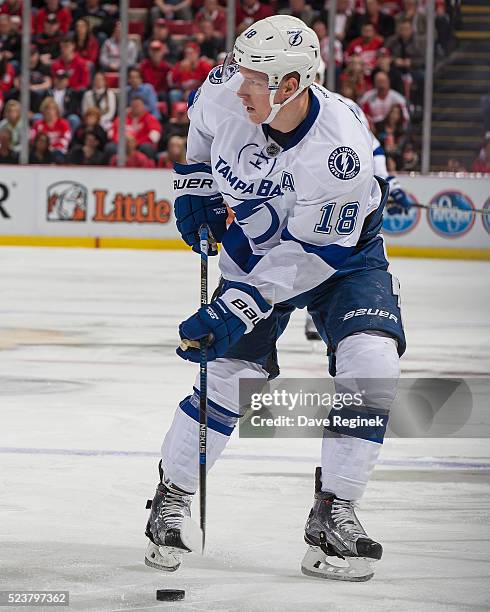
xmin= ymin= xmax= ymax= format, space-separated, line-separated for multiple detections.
xmin=145 ymin=541 xmax=185 ymax=572
xmin=301 ymin=546 xmax=375 ymax=582
xmin=180 ymin=516 xmax=203 ymax=554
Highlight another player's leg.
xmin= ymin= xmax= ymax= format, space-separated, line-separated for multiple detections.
xmin=302 ymin=331 xmax=399 ymax=581
xmin=305 ymin=312 xmax=321 ymax=341
xmin=145 ymin=358 xmax=268 ymax=571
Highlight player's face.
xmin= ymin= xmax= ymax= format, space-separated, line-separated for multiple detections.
xmin=236 ymin=67 xmax=272 ymax=124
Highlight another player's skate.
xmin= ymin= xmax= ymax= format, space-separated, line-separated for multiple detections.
xmin=301 ymin=467 xmax=382 ymax=582
xmin=144 ymin=463 xmax=201 ymax=572
xmin=305 ymin=313 xmax=322 ymax=341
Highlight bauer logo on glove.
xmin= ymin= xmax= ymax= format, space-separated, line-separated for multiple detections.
xmin=173 ymin=162 xmax=228 ymax=255
xmin=177 ymin=281 xmax=272 ymax=362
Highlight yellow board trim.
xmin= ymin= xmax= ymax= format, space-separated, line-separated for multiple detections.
xmin=0 ymin=235 xmax=97 ymax=248
xmin=0 ymin=236 xmax=489 ymax=260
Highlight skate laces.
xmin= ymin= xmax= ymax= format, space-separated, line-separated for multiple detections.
xmin=331 ymin=499 xmax=365 ymax=537
xmin=156 ymin=486 xmax=191 ymax=530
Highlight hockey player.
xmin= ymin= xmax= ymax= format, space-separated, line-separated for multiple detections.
xmin=145 ymin=15 xmax=406 ymax=582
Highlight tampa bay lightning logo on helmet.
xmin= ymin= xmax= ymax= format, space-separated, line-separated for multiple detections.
xmin=288 ymin=30 xmax=303 ymax=46
xmin=328 ymin=147 xmax=361 ymax=180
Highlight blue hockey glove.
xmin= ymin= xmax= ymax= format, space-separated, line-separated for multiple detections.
xmin=386 ymin=176 xmax=411 ymax=215
xmin=176 ymin=282 xmax=273 ymax=362
xmin=174 ymin=162 xmax=228 ymax=255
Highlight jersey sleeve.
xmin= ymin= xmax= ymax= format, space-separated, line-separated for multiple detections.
xmin=244 ymin=144 xmax=382 ymax=305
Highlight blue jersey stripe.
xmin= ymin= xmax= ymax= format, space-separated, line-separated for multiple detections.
xmin=192 ymin=387 xmax=240 ymax=418
xmin=222 ymin=221 xmax=263 ymax=273
xmin=174 ymin=161 xmax=212 ymax=175
xmin=281 ymin=228 xmax=354 ymax=269
xmin=179 ymin=396 xmax=235 ymax=436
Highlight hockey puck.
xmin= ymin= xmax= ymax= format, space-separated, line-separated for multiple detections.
xmin=156 ymin=589 xmax=185 ymax=601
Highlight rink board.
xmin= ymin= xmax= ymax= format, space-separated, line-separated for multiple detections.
xmin=0 ymin=165 xmax=488 ymax=259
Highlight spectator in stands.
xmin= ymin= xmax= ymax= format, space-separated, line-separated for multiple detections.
xmin=34 ymin=13 xmax=62 ymax=65
xmin=471 ymin=134 xmax=490 ymax=173
xmin=140 ymin=40 xmax=171 ymax=100
xmin=108 ymin=96 xmax=161 ymax=161
xmin=70 ymin=106 xmax=107 ymax=151
xmin=195 ymin=19 xmax=224 ymax=62
xmin=127 ymin=67 xmax=160 ymax=119
xmin=346 ymin=0 xmax=395 ymax=42
xmin=0 ymin=14 xmax=20 ymax=67
xmin=27 ymin=45 xmax=52 ymax=112
xmin=319 ymin=0 xmax=353 ymax=44
xmin=339 ymin=53 xmax=370 ymax=99
xmin=47 ymin=69 xmax=83 ymax=132
xmin=161 ymin=100 xmax=189 ymax=148
xmin=35 ymin=0 xmax=72 ymax=35
xmin=194 ymin=0 xmax=226 ymax=37
xmin=81 ymin=71 xmax=117 ymax=130
xmin=386 ymin=18 xmax=424 ymax=102
xmin=0 ymin=0 xmax=22 ymax=18
xmin=446 ymin=158 xmax=466 ymax=173
xmin=236 ymin=0 xmax=273 ymax=32
xmin=360 ymin=70 xmax=409 ymax=126
xmin=395 ymin=0 xmax=426 ymax=37
xmin=435 ymin=0 xmax=452 ymax=57
xmin=51 ymin=35 xmax=90 ymax=91
xmin=0 ymin=99 xmax=21 ymax=153
xmin=312 ymin=19 xmax=343 ymax=73
xmin=73 ymin=18 xmax=99 ymax=67
xmin=148 ymin=19 xmax=179 ymax=64
xmin=372 ymin=47 xmax=403 ymax=95
xmin=110 ymin=133 xmax=156 ymax=168
xmin=158 ymin=133 xmax=186 ymax=168
xmin=151 ymin=0 xmax=192 ymax=22
xmin=169 ymin=42 xmax=212 ymax=101
xmin=29 ymin=131 xmax=55 ymax=164
xmin=400 ymin=141 xmax=419 ymax=171
xmin=99 ymin=21 xmax=138 ymax=72
xmin=73 ymin=0 xmax=113 ymax=41
xmin=386 ymin=154 xmax=398 ymax=172
xmin=0 ymin=126 xmax=18 ymax=163
xmin=346 ymin=23 xmax=384 ymax=79
xmin=67 ymin=131 xmax=106 ymax=165
xmin=339 ymin=80 xmax=356 ymax=101
xmin=374 ymin=103 xmax=409 ymax=158
xmin=279 ymin=0 xmax=318 ymax=28
xmin=0 ymin=50 xmax=15 ymax=108
xmin=30 ymin=97 xmax=71 ymax=163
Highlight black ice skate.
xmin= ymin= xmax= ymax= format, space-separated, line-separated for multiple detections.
xmin=302 ymin=467 xmax=382 ymax=582
xmin=305 ymin=313 xmax=322 ymax=341
xmin=144 ymin=462 xmax=201 ymax=572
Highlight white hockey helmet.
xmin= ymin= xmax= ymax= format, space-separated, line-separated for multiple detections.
xmin=232 ymin=15 xmax=320 ymax=123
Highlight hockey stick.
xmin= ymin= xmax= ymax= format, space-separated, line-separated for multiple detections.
xmin=388 ymin=200 xmax=489 ymax=215
xmin=198 ymin=223 xmax=209 ymax=551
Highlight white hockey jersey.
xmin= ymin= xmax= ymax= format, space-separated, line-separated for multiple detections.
xmin=186 ymin=69 xmax=384 ymax=306
xmin=335 ymin=94 xmax=388 ymax=178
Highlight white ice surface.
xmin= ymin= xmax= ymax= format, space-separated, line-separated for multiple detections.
xmin=0 ymin=248 xmax=489 ymax=612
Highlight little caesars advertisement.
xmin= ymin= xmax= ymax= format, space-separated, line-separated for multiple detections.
xmin=0 ymin=166 xmax=176 ymax=238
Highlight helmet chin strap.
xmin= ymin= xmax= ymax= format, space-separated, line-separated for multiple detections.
xmin=262 ymin=87 xmax=304 ymax=125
